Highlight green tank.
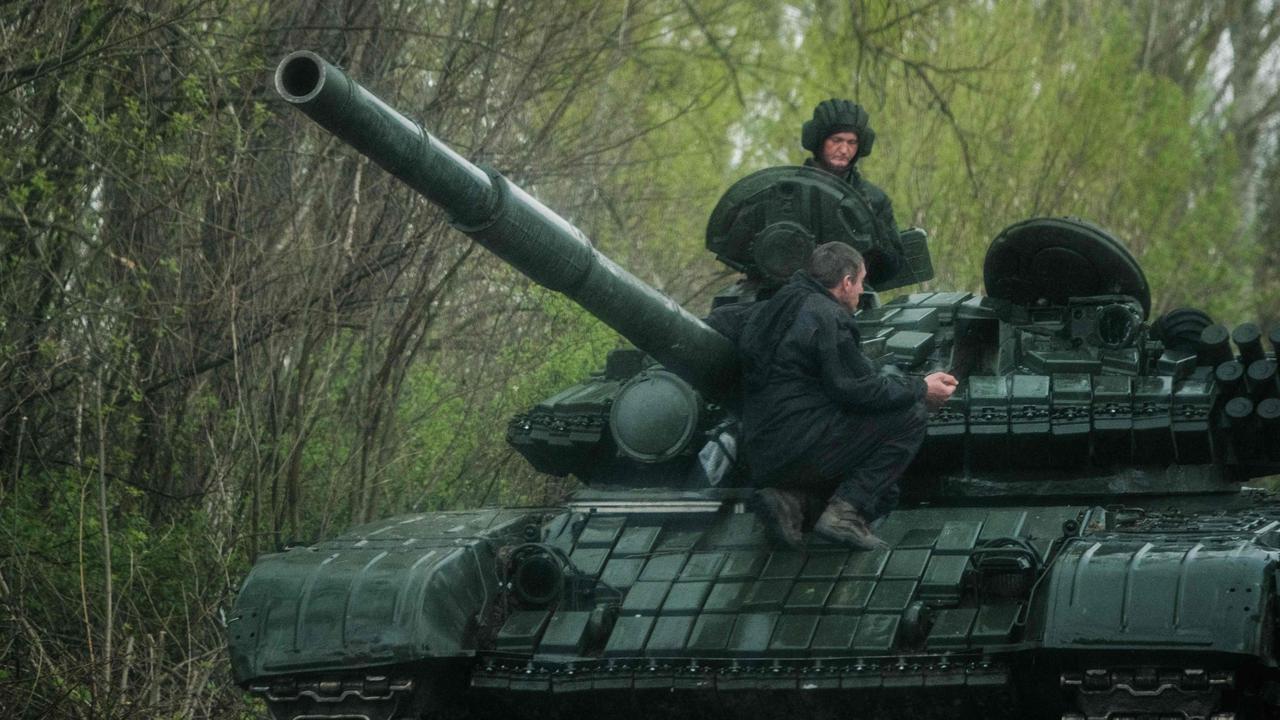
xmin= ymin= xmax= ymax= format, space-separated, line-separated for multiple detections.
xmin=227 ymin=51 xmax=1280 ymax=720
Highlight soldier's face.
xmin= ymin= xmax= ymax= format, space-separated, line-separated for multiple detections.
xmin=820 ymin=132 xmax=858 ymax=173
xmin=835 ymin=265 xmax=867 ymax=311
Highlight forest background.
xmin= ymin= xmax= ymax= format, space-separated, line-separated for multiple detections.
xmin=4 ymin=0 xmax=1280 ymax=717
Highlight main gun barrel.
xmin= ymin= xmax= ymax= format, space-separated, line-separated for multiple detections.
xmin=275 ymin=51 xmax=738 ymax=398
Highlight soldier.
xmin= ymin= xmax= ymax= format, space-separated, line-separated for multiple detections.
xmin=801 ymin=99 xmax=904 ymax=286
xmin=710 ymin=243 xmax=956 ymax=550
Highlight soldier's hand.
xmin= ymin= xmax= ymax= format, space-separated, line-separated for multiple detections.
xmin=923 ymin=372 xmax=958 ymax=411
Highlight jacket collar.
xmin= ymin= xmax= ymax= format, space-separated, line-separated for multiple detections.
xmin=785 ymin=270 xmax=843 ymax=308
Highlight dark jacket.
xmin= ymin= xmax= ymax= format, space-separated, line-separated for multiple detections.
xmin=804 ymin=158 xmax=903 ymax=285
xmin=706 ymin=271 xmax=925 ymax=482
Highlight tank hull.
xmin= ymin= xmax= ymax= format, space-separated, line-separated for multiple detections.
xmin=229 ymin=492 xmax=1280 ymax=719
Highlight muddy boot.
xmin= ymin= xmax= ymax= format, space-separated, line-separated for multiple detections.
xmin=751 ymin=488 xmax=805 ymax=550
xmin=814 ymin=496 xmax=887 ymax=550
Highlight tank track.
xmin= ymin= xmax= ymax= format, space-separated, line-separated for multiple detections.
xmin=252 ymin=660 xmax=1270 ymax=719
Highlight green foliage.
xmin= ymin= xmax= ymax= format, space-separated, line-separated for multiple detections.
xmin=290 ymin=285 xmax=619 ymax=527
xmin=1 ymin=465 xmax=245 ymax=716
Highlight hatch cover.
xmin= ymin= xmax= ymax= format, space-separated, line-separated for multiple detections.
xmin=983 ymin=217 xmax=1150 ymax=319
xmin=706 ymin=166 xmax=916 ymax=287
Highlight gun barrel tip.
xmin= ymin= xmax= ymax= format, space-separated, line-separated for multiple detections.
xmin=276 ymin=51 xmax=325 ymax=101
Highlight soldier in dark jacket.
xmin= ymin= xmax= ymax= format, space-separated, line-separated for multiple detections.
xmin=708 ymin=243 xmax=956 ymax=549
xmin=801 ymin=99 xmax=904 ymax=286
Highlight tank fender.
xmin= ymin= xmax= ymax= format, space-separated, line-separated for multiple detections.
xmin=1038 ymin=537 xmax=1273 ymax=656
xmin=229 ymin=510 xmax=534 ymax=683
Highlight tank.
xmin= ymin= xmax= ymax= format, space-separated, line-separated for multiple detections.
xmin=227 ymin=51 xmax=1280 ymax=720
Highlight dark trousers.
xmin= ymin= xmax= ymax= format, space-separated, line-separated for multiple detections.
xmin=774 ymin=402 xmax=928 ymax=520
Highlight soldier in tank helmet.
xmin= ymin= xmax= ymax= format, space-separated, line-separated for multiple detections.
xmin=802 ymin=99 xmax=904 ymax=284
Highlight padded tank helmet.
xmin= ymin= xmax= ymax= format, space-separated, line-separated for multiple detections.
xmin=801 ymin=98 xmax=875 ymax=161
